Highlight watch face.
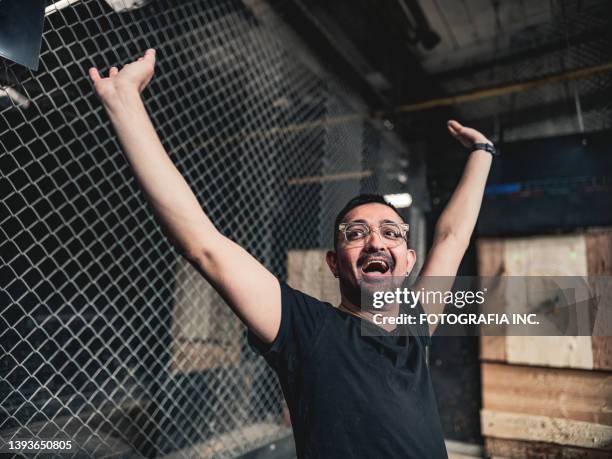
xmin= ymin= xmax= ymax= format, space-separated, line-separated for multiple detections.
xmin=0 ymin=0 xmax=46 ymax=70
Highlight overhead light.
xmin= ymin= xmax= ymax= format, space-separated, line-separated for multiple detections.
xmin=104 ymin=0 xmax=152 ymax=12
xmin=46 ymin=0 xmax=151 ymax=15
xmin=384 ymin=193 xmax=413 ymax=208
xmin=45 ymin=0 xmax=81 ymax=16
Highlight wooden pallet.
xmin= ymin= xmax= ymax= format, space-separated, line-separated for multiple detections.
xmin=477 ymin=230 xmax=612 ymax=457
xmin=477 ymin=230 xmax=612 ymax=371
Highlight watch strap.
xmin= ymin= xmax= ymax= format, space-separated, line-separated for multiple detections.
xmin=472 ymin=142 xmax=498 ymax=156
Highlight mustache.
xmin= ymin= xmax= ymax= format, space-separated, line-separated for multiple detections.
xmin=357 ymin=252 xmax=395 ymax=270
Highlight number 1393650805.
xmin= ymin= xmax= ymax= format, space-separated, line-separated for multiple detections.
xmin=2 ymin=438 xmax=74 ymax=454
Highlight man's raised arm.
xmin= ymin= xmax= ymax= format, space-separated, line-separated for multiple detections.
xmin=89 ymin=49 xmax=280 ymax=343
xmin=414 ymin=121 xmax=493 ymax=330
xmin=420 ymin=120 xmax=493 ymax=278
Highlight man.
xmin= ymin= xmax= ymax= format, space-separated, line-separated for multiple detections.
xmin=90 ymin=49 xmax=494 ymax=458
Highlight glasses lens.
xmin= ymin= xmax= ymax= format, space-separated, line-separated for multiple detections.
xmin=344 ymin=223 xmax=369 ymax=243
xmin=380 ymin=223 xmax=405 ymax=247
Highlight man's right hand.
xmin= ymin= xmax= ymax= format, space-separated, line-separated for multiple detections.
xmin=88 ymin=48 xmax=156 ymax=108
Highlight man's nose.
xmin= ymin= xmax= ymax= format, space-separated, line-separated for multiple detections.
xmin=364 ymin=229 xmax=386 ymax=251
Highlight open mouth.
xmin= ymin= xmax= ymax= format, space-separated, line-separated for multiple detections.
xmin=361 ymin=258 xmax=390 ymax=276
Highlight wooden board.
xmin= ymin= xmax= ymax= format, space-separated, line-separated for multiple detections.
xmin=501 ymin=234 xmax=588 ymax=276
xmin=287 ymin=249 xmax=340 ymax=306
xmin=476 ymin=238 xmax=505 ymax=277
xmin=586 ymin=230 xmax=612 ymax=275
xmin=477 ymin=230 xmax=612 ymax=370
xmin=485 ymin=437 xmax=611 ymax=459
xmin=503 ymin=235 xmax=593 ymax=370
xmin=504 ymin=336 xmax=594 ymax=370
xmin=586 ymin=230 xmax=612 ymax=371
xmin=477 ymin=238 xmax=507 ymax=363
xmin=170 ymin=257 xmax=242 ymax=374
xmin=481 ymin=363 xmax=612 ymax=425
xmin=480 ymin=409 xmax=612 ymax=449
xmin=171 ymin=340 xmax=241 ymax=374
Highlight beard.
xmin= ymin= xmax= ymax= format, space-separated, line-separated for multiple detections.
xmin=339 ymin=272 xmax=403 ymax=314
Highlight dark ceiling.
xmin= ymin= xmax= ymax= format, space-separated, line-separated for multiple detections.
xmin=271 ymin=0 xmax=612 ymax=144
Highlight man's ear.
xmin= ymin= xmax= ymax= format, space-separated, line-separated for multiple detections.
xmin=326 ymin=250 xmax=339 ymax=278
xmin=406 ymin=249 xmax=417 ymax=274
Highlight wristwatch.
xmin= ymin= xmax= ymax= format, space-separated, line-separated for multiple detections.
xmin=472 ymin=142 xmax=499 ymax=156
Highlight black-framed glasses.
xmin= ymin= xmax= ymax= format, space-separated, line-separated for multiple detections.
xmin=338 ymin=222 xmax=409 ymax=248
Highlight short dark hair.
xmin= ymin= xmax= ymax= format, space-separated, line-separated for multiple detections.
xmin=333 ymin=194 xmax=406 ymax=249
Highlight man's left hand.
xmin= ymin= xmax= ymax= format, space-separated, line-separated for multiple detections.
xmin=447 ymin=120 xmax=492 ymax=148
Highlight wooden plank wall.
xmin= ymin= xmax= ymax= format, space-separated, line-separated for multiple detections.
xmin=287 ymin=249 xmax=340 ymax=306
xmin=476 ymin=229 xmax=612 ymax=458
xmin=170 ymin=257 xmax=242 ymax=374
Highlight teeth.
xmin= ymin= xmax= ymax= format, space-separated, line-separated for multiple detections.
xmin=364 ymin=259 xmax=389 ymax=271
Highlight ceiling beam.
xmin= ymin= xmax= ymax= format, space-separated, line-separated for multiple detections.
xmin=429 ymin=25 xmax=612 ymax=81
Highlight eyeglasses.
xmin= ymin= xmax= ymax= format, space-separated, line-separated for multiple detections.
xmin=338 ymin=221 xmax=409 ymax=248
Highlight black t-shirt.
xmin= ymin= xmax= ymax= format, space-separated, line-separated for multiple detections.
xmin=248 ymin=280 xmax=448 ymax=459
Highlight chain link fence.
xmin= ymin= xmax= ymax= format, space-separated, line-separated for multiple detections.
xmin=1 ymin=1 xmax=418 ymax=457
xmin=437 ymin=0 xmax=612 ymax=142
